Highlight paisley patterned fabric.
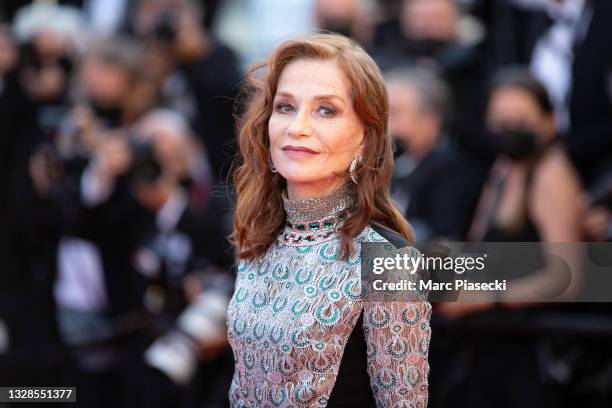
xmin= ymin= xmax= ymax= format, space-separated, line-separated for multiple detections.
xmin=227 ymin=189 xmax=431 ymax=408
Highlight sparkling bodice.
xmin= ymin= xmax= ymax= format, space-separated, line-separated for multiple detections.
xmin=227 ymin=186 xmax=431 ymax=407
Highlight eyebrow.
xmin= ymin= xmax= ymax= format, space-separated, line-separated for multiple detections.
xmin=275 ymin=91 xmax=346 ymax=104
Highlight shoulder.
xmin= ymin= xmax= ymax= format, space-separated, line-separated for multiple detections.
xmin=361 ymin=224 xmax=428 ymax=302
xmin=362 ymin=223 xmax=423 ymax=261
xmin=367 ymin=222 xmax=410 ymax=249
xmin=532 ymin=147 xmax=582 ymax=194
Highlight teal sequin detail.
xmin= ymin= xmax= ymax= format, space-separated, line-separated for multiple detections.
xmin=233 ymin=318 xmax=247 ymax=335
xmin=269 ymin=388 xmax=286 ymax=406
xmin=235 ymin=287 xmax=248 ymax=303
xmin=315 ymin=304 xmax=340 ymax=325
xmin=319 ymin=243 xmax=338 ymax=261
xmin=375 ymin=369 xmax=398 ymax=390
xmin=342 ymin=279 xmax=361 ymax=300
xmin=272 ymin=263 xmax=290 ymax=281
xmin=387 ymin=337 xmax=409 ymax=359
xmin=293 ymin=384 xmax=317 ymax=405
xmin=327 ymin=290 xmax=341 ymax=302
xmin=257 ymin=261 xmax=269 ymax=276
xmin=402 ymin=304 xmax=420 ymax=325
xmin=310 ymin=355 xmax=333 ymax=373
xmin=318 ymin=276 xmax=337 ymax=292
xmin=253 ymin=322 xmax=266 ymax=340
xmin=272 ymin=296 xmax=288 ymax=313
xmin=290 ymin=331 xmax=310 ymax=348
xmin=243 ymin=350 xmax=255 ymax=370
xmin=295 ymin=269 xmax=313 ymax=285
xmin=252 ymin=292 xmax=268 ymax=309
xmin=290 ymin=300 xmax=310 ymax=317
xmin=304 ymin=285 xmax=317 ymax=298
xmin=347 ymin=252 xmax=361 ymax=266
xmin=405 ymin=366 xmax=421 ymax=387
xmin=269 ymin=327 xmax=284 ymax=344
xmin=368 ymin=307 xmax=391 ymax=328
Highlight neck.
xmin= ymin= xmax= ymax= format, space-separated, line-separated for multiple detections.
xmin=283 ymin=183 xmax=356 ymax=224
xmin=286 ymin=178 xmax=347 ymax=200
xmin=280 ymin=183 xmax=357 ymax=245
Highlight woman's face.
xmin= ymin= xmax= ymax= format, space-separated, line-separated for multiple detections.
xmin=268 ymin=58 xmax=364 ymax=199
xmin=487 ymin=86 xmax=554 ymax=140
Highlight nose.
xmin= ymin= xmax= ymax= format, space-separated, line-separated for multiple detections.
xmin=286 ymin=109 xmax=313 ymax=138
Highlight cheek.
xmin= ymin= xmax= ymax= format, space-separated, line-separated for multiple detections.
xmin=335 ymin=120 xmax=364 ymax=155
xmin=268 ymin=115 xmax=283 ymax=145
xmin=323 ymin=133 xmax=359 ymax=159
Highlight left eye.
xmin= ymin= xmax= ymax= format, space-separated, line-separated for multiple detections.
xmin=318 ymin=105 xmax=336 ymax=117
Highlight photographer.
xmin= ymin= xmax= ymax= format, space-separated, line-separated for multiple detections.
xmin=133 ymin=0 xmax=241 ymax=183
xmin=371 ymin=0 xmax=492 ymax=165
xmin=31 ymin=37 xmax=153 ymax=408
xmin=69 ymin=108 xmax=235 ymax=407
xmin=130 ymin=110 xmax=235 ymax=407
xmin=0 ymin=21 xmax=68 ymax=388
xmin=11 ymin=2 xmax=85 ymax=138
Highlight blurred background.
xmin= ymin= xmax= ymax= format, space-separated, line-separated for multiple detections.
xmin=0 ymin=0 xmax=611 ymax=407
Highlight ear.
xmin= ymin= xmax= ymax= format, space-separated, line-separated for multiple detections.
xmin=356 ymin=131 xmax=365 ymax=157
xmin=422 ymin=112 xmax=442 ymax=144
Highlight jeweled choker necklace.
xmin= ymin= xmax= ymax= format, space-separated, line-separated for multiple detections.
xmin=280 ymin=184 xmax=357 ymax=245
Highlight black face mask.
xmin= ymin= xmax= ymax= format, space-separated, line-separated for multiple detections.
xmin=179 ymin=176 xmax=194 ymax=189
xmin=392 ymin=137 xmax=407 ymax=159
xmin=489 ymin=128 xmax=538 ymax=161
xmin=320 ymin=19 xmax=353 ymax=39
xmin=405 ymin=38 xmax=450 ymax=58
xmin=90 ymin=102 xmax=123 ymax=129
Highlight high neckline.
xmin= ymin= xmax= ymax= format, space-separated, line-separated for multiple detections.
xmin=279 ymin=184 xmax=357 ymax=245
xmin=283 ymin=184 xmax=357 ymax=223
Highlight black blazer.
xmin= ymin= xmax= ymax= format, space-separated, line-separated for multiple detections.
xmin=392 ymin=147 xmax=485 ymax=241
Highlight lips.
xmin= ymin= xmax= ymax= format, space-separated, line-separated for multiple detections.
xmin=281 ymin=145 xmax=319 ymax=158
xmin=282 ymin=145 xmax=318 ymax=154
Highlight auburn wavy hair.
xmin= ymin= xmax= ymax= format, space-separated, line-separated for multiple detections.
xmin=231 ymin=33 xmax=414 ymax=260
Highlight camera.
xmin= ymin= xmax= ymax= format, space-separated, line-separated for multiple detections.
xmin=151 ymin=11 xmax=177 ymax=45
xmin=127 ymin=138 xmax=163 ymax=185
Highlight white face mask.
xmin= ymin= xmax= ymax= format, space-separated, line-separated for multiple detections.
xmin=546 ymin=0 xmax=586 ymax=23
xmin=511 ymin=0 xmax=584 ymax=18
xmin=510 ymin=0 xmax=550 ymax=11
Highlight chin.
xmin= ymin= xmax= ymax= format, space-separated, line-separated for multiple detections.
xmin=279 ymin=173 xmax=320 ymax=185
xmin=277 ymin=164 xmax=315 ymax=181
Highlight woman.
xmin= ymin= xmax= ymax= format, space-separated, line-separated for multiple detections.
xmin=227 ymin=34 xmax=431 ymax=407
xmin=432 ymin=68 xmax=584 ymax=408
xmin=441 ymin=68 xmax=583 ymax=316
xmin=468 ymin=67 xmax=583 ymax=245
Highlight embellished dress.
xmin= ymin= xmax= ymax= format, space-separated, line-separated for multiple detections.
xmin=227 ymin=186 xmax=431 ymax=408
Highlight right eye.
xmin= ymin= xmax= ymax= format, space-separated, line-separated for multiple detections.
xmin=275 ymin=102 xmax=295 ymax=113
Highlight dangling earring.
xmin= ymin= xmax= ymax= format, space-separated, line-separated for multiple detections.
xmin=269 ymin=157 xmax=278 ymax=173
xmin=349 ymin=156 xmax=362 ymax=184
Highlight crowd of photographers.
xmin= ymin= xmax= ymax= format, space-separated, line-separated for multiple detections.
xmin=1 ymin=0 xmax=612 ymax=407
xmin=1 ymin=1 xmax=239 ymax=407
